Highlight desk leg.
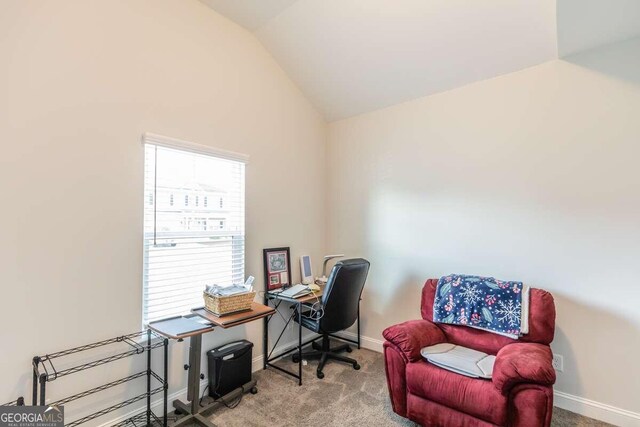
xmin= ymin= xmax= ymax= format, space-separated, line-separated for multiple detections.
xmin=171 ymin=332 xmax=257 ymax=427
xmin=173 ymin=379 xmax=256 ymax=427
xmin=297 ymin=304 xmax=302 ymax=386
xmin=357 ymin=302 xmax=361 ymax=350
xmin=173 ymin=400 xmax=191 ymax=416
xmin=146 ymin=330 xmax=151 ymax=427
xmin=173 ymin=334 xmax=203 ymax=416
xmin=172 ymin=412 xmax=216 ymax=427
xmin=163 ymin=338 xmax=168 ymax=427
xmin=189 ymin=334 xmax=202 ymax=415
xmin=263 ymin=300 xmax=268 ymax=370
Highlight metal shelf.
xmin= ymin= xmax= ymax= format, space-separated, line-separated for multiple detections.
xmin=36 ymin=331 xmax=149 ymax=361
xmin=111 ymin=410 xmax=164 ymax=427
xmin=32 ymin=330 xmax=168 ymax=427
xmin=66 ymin=387 xmax=164 ymax=427
xmin=50 ymin=371 xmax=160 ymax=407
xmin=33 ymin=331 xmax=164 ymax=382
xmin=2 ymin=397 xmax=24 ymax=406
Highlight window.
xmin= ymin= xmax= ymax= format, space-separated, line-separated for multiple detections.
xmin=142 ymin=134 xmax=247 ymax=324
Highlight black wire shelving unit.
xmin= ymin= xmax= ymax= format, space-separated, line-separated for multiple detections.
xmin=32 ymin=330 xmax=168 ymax=427
xmin=2 ymin=397 xmax=25 ymax=406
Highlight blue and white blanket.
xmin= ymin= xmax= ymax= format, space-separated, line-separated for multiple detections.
xmin=433 ymin=274 xmax=529 ymax=338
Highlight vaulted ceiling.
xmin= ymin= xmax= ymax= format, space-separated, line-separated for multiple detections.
xmin=557 ymin=0 xmax=640 ymax=57
xmin=200 ymin=0 xmax=640 ymax=121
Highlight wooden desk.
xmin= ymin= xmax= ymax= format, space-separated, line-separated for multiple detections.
xmin=298 ymin=289 xmax=324 ymax=304
xmin=262 ymin=284 xmax=360 ymax=386
xmin=148 ymin=303 xmax=270 ymax=427
xmin=192 ymin=303 xmax=275 ymax=329
xmin=147 ymin=316 xmax=214 ymax=340
xmin=267 ymin=286 xmax=324 ymax=304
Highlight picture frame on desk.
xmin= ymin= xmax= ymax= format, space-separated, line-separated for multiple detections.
xmin=263 ymin=247 xmax=291 ymax=290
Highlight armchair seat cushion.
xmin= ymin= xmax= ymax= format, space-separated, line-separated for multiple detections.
xmin=407 ymin=360 xmax=508 ymax=426
xmin=421 ymin=343 xmax=496 ymax=379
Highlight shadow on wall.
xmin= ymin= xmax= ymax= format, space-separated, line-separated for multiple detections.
xmin=368 ymin=275 xmax=640 ymax=412
xmin=563 ymin=36 xmax=640 ymax=86
xmin=329 ymin=34 xmax=640 ymax=414
xmin=551 ymin=291 xmax=639 ymax=409
xmin=365 ymin=274 xmax=424 ymax=338
xmin=6 ymin=372 xmax=31 ymax=406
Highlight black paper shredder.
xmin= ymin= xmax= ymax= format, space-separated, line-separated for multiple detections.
xmin=207 ymin=339 xmax=253 ymax=398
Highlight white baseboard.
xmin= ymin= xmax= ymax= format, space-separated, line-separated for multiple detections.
xmin=250 ymin=335 xmax=314 ymax=372
xmin=99 ymin=332 xmax=640 ymax=427
xmin=96 ymin=384 xmax=191 ymax=427
xmin=99 ymin=336 xmax=312 ymax=427
xmin=248 ymin=331 xmax=383 ymax=372
xmin=554 ymin=390 xmax=640 ymax=427
xmin=97 ymin=329 xmax=378 ymax=427
xmin=333 ymin=330 xmax=384 ymax=353
xmin=350 ymin=332 xmax=640 ymax=427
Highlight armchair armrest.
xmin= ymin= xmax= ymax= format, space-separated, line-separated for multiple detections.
xmin=382 ymin=319 xmax=445 ymax=362
xmin=493 ymin=343 xmax=556 ymax=395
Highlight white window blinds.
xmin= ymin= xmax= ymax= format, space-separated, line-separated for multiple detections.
xmin=142 ymin=136 xmax=246 ymax=324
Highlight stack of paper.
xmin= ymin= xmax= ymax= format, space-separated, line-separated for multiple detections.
xmin=205 ymin=284 xmax=249 ymax=297
xmin=205 ymin=276 xmax=255 ymax=297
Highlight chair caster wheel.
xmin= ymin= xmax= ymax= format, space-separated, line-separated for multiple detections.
xmin=317 ymin=371 xmax=325 ymax=379
xmin=346 ymin=347 xmax=353 ymax=353
xmin=250 ymin=387 xmax=258 ymax=394
xmin=353 ymin=363 xmax=360 ymax=370
xmin=292 ymin=355 xmax=300 ymax=363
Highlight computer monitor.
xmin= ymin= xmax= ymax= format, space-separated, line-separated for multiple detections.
xmin=300 ymin=255 xmax=313 ymax=284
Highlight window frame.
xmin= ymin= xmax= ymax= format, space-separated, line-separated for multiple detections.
xmin=141 ymin=133 xmax=249 ymax=326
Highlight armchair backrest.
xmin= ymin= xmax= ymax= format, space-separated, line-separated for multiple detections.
xmin=319 ymin=258 xmax=370 ymax=333
xmin=421 ymin=279 xmax=555 ymax=355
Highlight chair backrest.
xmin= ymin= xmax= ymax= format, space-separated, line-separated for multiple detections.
xmin=421 ymin=279 xmax=556 ymax=355
xmin=319 ymin=258 xmax=370 ymax=333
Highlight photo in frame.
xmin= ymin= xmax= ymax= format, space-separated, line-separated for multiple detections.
xmin=263 ymin=247 xmax=291 ymax=290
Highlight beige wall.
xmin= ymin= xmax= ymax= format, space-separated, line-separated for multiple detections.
xmin=327 ymin=39 xmax=640 ymax=418
xmin=2 ymin=0 xmax=640 ymax=423
xmin=0 ymin=0 xmax=325 ymax=420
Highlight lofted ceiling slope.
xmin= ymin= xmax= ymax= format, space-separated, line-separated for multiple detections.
xmin=557 ymin=0 xmax=640 ymax=57
xmin=200 ymin=0 xmax=639 ymax=121
xmin=197 ymin=0 xmax=298 ymax=31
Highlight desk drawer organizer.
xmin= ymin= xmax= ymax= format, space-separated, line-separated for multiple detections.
xmin=204 ymin=291 xmax=256 ymax=316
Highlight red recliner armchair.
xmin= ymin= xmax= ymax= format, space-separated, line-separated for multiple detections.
xmin=383 ymin=279 xmax=556 ymax=427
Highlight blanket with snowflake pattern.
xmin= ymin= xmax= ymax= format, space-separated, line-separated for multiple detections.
xmin=433 ymin=274 xmax=526 ymax=338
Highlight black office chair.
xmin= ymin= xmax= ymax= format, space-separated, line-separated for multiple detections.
xmin=292 ymin=258 xmax=370 ymax=379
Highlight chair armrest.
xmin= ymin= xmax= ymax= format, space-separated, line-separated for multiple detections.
xmin=493 ymin=343 xmax=556 ymax=395
xmin=382 ymin=320 xmax=446 ymax=362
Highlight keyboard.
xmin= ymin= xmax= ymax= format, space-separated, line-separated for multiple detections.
xmin=279 ymin=284 xmax=312 ymax=298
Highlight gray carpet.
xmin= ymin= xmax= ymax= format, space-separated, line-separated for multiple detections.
xmin=200 ymin=347 xmax=611 ymax=427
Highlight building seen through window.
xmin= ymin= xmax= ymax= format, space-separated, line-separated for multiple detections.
xmin=143 ymin=143 xmax=245 ymax=324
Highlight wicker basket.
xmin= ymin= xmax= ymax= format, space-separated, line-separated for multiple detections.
xmin=203 ymin=291 xmax=256 ymax=316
